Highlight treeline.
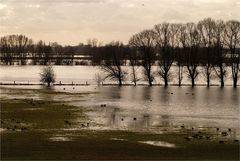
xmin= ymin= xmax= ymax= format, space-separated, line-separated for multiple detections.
xmin=0 ymin=18 xmax=239 ymax=87
xmin=101 ymin=18 xmax=240 ymax=88
xmin=0 ymin=35 xmax=96 ymax=65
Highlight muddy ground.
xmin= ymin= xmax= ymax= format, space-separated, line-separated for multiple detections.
xmin=0 ymin=87 xmax=239 ymax=160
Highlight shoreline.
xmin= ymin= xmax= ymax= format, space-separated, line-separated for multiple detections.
xmin=0 ymin=83 xmax=239 ymax=87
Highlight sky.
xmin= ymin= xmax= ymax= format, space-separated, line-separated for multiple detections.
xmin=0 ymin=0 xmax=240 ymax=45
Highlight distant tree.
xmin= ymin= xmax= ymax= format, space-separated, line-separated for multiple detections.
xmin=213 ymin=20 xmax=227 ymax=87
xmin=94 ymin=73 xmax=105 ymax=86
xmin=51 ymin=42 xmax=64 ymax=65
xmin=12 ymin=35 xmax=32 ymax=65
xmin=0 ymin=35 xmax=33 ymax=65
xmin=43 ymin=43 xmax=52 ymax=65
xmin=129 ymin=48 xmax=141 ymax=86
xmin=176 ymin=24 xmax=188 ymax=86
xmin=100 ymin=41 xmax=127 ymax=86
xmin=154 ymin=23 xmax=178 ymax=86
xmin=129 ymin=30 xmax=155 ymax=86
xmin=40 ymin=66 xmax=56 ymax=87
xmin=35 ymin=40 xmax=45 ymax=65
xmin=224 ymin=20 xmax=240 ymax=88
xmin=198 ymin=18 xmax=216 ymax=87
xmin=0 ymin=36 xmax=13 ymax=65
xmin=87 ymin=38 xmax=99 ymax=65
xmin=185 ymin=23 xmax=200 ymax=87
xmin=87 ymin=38 xmax=98 ymax=47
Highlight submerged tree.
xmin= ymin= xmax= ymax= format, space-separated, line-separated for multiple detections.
xmin=128 ymin=47 xmax=141 ymax=86
xmin=100 ymin=41 xmax=127 ymax=86
xmin=176 ymin=24 xmax=188 ymax=86
xmin=224 ymin=20 xmax=240 ymax=88
xmin=213 ymin=20 xmax=227 ymax=88
xmin=94 ymin=73 xmax=105 ymax=86
xmin=185 ymin=23 xmax=200 ymax=87
xmin=198 ymin=18 xmax=216 ymax=87
xmin=129 ymin=30 xmax=155 ymax=86
xmin=154 ymin=23 xmax=178 ymax=86
xmin=40 ymin=66 xmax=56 ymax=87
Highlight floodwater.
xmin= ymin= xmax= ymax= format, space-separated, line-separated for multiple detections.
xmin=65 ymin=86 xmax=240 ymax=134
xmin=0 ymin=65 xmax=237 ymax=85
xmin=1 ymin=85 xmax=239 ymax=137
xmin=0 ymin=66 xmax=239 ymax=137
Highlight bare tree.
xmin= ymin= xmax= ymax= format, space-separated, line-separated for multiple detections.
xmin=64 ymin=46 xmax=75 ymax=65
xmin=101 ymin=41 xmax=127 ymax=86
xmin=129 ymin=30 xmax=155 ymax=86
xmin=176 ymin=24 xmax=188 ymax=86
xmin=129 ymin=48 xmax=141 ymax=86
xmin=154 ymin=23 xmax=178 ymax=86
xmin=213 ymin=20 xmax=227 ymax=87
xmin=13 ymin=35 xmax=32 ymax=65
xmin=224 ymin=20 xmax=240 ymax=88
xmin=198 ymin=18 xmax=216 ymax=87
xmin=185 ymin=23 xmax=200 ymax=87
xmin=52 ymin=42 xmax=64 ymax=65
xmin=94 ymin=73 xmax=105 ymax=86
xmin=0 ymin=36 xmax=13 ymax=65
xmin=35 ymin=40 xmax=45 ymax=65
xmin=0 ymin=35 xmax=32 ymax=65
xmin=40 ymin=66 xmax=56 ymax=87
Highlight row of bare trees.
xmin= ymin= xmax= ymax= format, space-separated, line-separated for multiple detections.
xmin=102 ymin=18 xmax=239 ymax=88
xmin=0 ymin=35 xmax=93 ymax=65
xmin=0 ymin=35 xmax=54 ymax=65
xmin=0 ymin=18 xmax=239 ymax=87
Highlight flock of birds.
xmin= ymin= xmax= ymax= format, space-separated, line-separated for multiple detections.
xmin=181 ymin=125 xmax=239 ymax=144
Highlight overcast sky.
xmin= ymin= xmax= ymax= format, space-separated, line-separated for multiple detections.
xmin=0 ymin=0 xmax=239 ymax=45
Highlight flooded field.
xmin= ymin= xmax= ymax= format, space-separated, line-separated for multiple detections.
xmin=0 ymin=65 xmax=237 ymax=85
xmin=0 ymin=86 xmax=239 ymax=160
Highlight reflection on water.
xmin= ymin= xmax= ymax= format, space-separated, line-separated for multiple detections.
xmin=139 ymin=141 xmax=176 ymax=148
xmin=49 ymin=136 xmax=72 ymax=142
xmin=1 ymin=85 xmax=239 ymax=136
xmin=69 ymin=86 xmax=239 ymax=133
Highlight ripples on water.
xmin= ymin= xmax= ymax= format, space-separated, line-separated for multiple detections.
xmin=1 ymin=85 xmax=239 ymax=137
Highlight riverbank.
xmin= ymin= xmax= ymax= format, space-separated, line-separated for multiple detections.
xmin=1 ymin=82 xmax=238 ymax=87
xmin=0 ymin=87 xmax=239 ymax=160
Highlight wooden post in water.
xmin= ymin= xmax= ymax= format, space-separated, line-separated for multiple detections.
xmin=60 ymin=81 xmax=62 ymax=86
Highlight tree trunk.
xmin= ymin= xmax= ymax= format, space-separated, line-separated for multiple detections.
xmin=164 ymin=77 xmax=168 ymax=87
xmin=178 ymin=66 xmax=182 ymax=87
xmin=134 ymin=80 xmax=137 ymax=86
xmin=132 ymin=66 xmax=137 ymax=86
xmin=207 ymin=74 xmax=210 ymax=87
xmin=233 ymin=77 xmax=237 ymax=88
xmin=149 ymin=78 xmax=152 ymax=86
xmin=220 ymin=66 xmax=224 ymax=88
xmin=220 ymin=76 xmax=224 ymax=88
xmin=47 ymin=82 xmax=50 ymax=87
xmin=147 ymin=70 xmax=152 ymax=86
xmin=191 ymin=77 xmax=195 ymax=88
xmin=118 ymin=77 xmax=122 ymax=87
